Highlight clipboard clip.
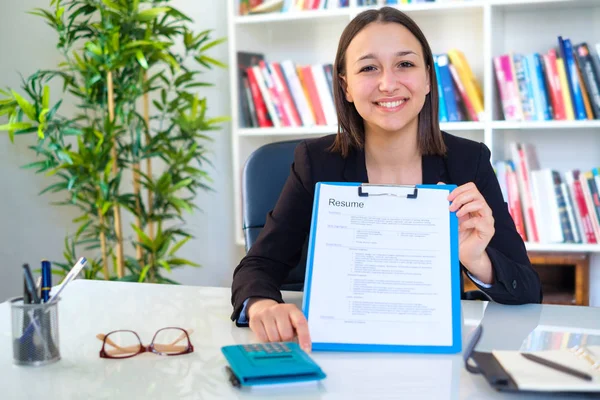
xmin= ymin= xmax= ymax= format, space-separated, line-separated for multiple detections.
xmin=358 ymin=184 xmax=418 ymax=199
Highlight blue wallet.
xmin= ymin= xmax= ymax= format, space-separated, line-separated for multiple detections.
xmin=221 ymin=342 xmax=326 ymax=387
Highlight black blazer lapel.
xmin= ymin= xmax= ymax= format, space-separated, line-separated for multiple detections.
xmin=342 ymin=147 xmax=369 ymax=183
xmin=422 ymin=154 xmax=448 ymax=185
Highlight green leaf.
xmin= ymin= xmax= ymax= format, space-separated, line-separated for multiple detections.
xmin=39 ymin=182 xmax=67 ymax=195
xmin=47 ymin=99 xmax=62 ymax=120
xmin=11 ymin=91 xmax=36 ymax=120
xmin=138 ymin=264 xmax=152 ymax=282
xmin=171 ymin=178 xmax=193 ymax=192
xmin=101 ymin=202 xmax=111 ymax=215
xmin=0 ymin=122 xmax=32 ymax=131
xmin=205 ymin=116 xmax=230 ymax=125
xmin=131 ymin=224 xmax=153 ymax=249
xmin=62 ymin=128 xmax=83 ymax=136
xmin=168 ymin=236 xmax=191 ymax=256
xmin=159 ymin=52 xmax=179 ymax=70
xmin=85 ymin=42 xmax=102 ymax=56
xmin=199 ymin=37 xmax=227 ymax=53
xmin=56 ymin=150 xmax=73 ymax=164
xmin=158 ymin=259 xmax=172 ymax=273
xmin=42 ymin=85 xmax=50 ymax=109
xmin=166 ymin=6 xmax=192 ymax=22
xmin=169 ymin=197 xmax=192 ymax=213
xmin=135 ymin=50 xmax=148 ymax=69
xmin=56 ymin=6 xmax=65 ymax=21
xmin=195 ymin=55 xmax=226 ymax=69
xmin=102 ymin=0 xmax=121 ymax=11
xmin=185 ymin=82 xmax=213 ymax=88
xmin=20 ymin=160 xmax=48 ymax=172
xmin=137 ymin=7 xmax=170 ymax=22
xmin=123 ymin=40 xmax=157 ymax=49
xmin=167 ymin=258 xmax=200 ymax=267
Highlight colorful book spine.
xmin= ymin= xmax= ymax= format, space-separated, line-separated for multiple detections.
xmin=556 ymin=57 xmax=576 ymax=120
xmin=543 ymin=50 xmax=566 ymax=120
xmin=436 ymin=54 xmax=461 ymax=122
xmin=494 ymin=54 xmax=524 ymax=121
xmin=513 ymin=54 xmax=536 ymax=121
xmin=447 ymin=49 xmax=485 ymax=121
xmin=559 ymin=37 xmax=587 ymax=120
xmin=574 ymin=43 xmax=600 ymax=119
xmin=434 ymin=55 xmax=449 ymax=122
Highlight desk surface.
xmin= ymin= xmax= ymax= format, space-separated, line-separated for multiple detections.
xmin=1 ymin=280 xmax=599 ymax=399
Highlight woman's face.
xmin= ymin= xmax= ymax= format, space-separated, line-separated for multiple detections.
xmin=342 ymin=22 xmax=430 ymax=137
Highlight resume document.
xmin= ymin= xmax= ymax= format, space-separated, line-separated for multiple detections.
xmin=305 ymin=184 xmax=456 ymax=348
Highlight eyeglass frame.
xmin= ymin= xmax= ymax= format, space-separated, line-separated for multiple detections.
xmin=97 ymin=327 xmax=194 ymax=359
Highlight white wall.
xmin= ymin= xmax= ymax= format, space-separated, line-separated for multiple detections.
xmin=0 ymin=0 xmax=242 ymax=301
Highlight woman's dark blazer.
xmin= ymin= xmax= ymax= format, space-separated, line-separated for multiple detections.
xmin=231 ymin=132 xmax=543 ymax=322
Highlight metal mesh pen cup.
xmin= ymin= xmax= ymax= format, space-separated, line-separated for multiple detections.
xmin=10 ymin=297 xmax=60 ymax=366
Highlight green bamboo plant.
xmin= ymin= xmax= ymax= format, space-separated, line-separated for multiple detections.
xmin=0 ymin=0 xmax=227 ymax=283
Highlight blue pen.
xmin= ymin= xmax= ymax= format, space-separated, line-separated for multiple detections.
xmin=41 ymin=260 xmax=52 ymax=303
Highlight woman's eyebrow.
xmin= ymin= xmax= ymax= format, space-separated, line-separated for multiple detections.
xmin=355 ymin=50 xmax=419 ymax=64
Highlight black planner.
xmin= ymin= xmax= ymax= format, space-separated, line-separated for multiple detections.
xmin=464 ymin=325 xmax=600 ymax=395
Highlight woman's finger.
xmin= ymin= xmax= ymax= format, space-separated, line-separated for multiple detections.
xmin=449 ymin=189 xmax=484 ymax=212
xmin=249 ymin=318 xmax=269 ymax=343
xmin=289 ymin=308 xmax=312 ymax=352
xmin=448 ymin=182 xmax=477 ymax=201
xmin=263 ymin=316 xmax=282 ymax=342
xmin=455 ymin=201 xmax=492 ymax=218
xmin=275 ymin=313 xmax=295 ymax=342
xmin=460 ymin=216 xmax=494 ymax=235
xmin=460 ymin=216 xmax=482 ymax=232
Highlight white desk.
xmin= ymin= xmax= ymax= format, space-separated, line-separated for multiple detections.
xmin=1 ymin=280 xmax=599 ymax=399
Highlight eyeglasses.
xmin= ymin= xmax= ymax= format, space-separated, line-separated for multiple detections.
xmin=96 ymin=327 xmax=194 ymax=359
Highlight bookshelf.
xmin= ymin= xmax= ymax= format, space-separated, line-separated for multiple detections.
xmin=227 ymin=0 xmax=600 ymax=306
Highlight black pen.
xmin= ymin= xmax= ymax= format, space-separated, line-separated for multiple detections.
xmin=521 ymin=353 xmax=593 ymax=381
xmin=225 ymin=366 xmax=241 ymax=388
xmin=23 ymin=277 xmax=32 ymax=304
xmin=22 ymin=264 xmax=41 ymax=304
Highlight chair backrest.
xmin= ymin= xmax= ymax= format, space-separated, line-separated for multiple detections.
xmin=242 ymin=139 xmax=307 ymax=291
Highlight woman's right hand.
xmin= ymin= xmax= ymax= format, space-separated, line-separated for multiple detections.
xmin=247 ymin=298 xmax=312 ymax=352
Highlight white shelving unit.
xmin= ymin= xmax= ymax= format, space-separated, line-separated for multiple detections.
xmin=227 ymin=0 xmax=600 ymax=305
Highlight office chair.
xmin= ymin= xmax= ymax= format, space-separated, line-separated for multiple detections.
xmin=242 ymin=139 xmax=487 ymax=300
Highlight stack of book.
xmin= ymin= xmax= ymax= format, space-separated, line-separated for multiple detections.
xmin=435 ymin=51 xmax=484 ymax=122
xmin=238 ymin=0 xmax=349 ymax=15
xmin=358 ymin=0 xmax=438 ymax=5
xmin=494 ymin=39 xmax=600 ymax=121
xmin=495 ymin=143 xmax=600 ymax=244
xmin=237 ymin=52 xmax=336 ymax=128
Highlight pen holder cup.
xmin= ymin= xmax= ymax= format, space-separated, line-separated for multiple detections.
xmin=10 ymin=297 xmax=60 ymax=366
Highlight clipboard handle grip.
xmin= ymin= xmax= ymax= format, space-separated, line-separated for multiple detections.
xmin=358 ymin=184 xmax=418 ymax=199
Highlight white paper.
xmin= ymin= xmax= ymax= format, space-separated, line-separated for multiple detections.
xmin=306 ymin=184 xmax=455 ymax=347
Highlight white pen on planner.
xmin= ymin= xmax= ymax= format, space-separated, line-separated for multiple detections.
xmin=48 ymin=257 xmax=87 ymax=304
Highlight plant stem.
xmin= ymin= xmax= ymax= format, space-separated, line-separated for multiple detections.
xmin=143 ymin=73 xmax=155 ymax=275
xmin=133 ymin=162 xmax=143 ymax=262
xmin=107 ymin=71 xmax=125 ymax=278
xmin=98 ymin=211 xmax=110 ymax=280
xmin=143 ymin=73 xmax=154 ymax=243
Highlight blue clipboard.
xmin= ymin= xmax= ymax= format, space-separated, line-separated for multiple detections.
xmin=302 ymin=182 xmax=461 ymax=354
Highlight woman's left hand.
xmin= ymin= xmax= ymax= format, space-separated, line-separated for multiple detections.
xmin=446 ymin=182 xmax=495 ymax=282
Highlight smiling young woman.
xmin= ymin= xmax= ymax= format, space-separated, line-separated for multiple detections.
xmin=231 ymin=7 xmax=542 ymax=352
